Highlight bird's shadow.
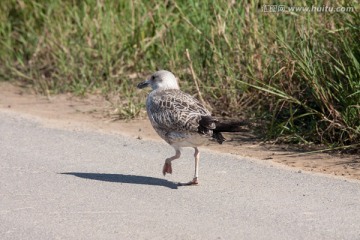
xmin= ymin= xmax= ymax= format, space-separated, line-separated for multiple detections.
xmin=60 ymin=172 xmax=179 ymax=189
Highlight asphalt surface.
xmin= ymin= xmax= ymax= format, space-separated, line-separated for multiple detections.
xmin=1 ymin=110 xmax=360 ymax=240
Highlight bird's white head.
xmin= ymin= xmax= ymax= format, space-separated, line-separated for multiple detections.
xmin=137 ymin=70 xmax=180 ymax=91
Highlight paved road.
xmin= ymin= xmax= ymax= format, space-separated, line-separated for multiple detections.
xmin=1 ymin=110 xmax=360 ymax=240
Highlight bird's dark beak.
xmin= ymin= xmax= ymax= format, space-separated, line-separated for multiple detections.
xmin=137 ymin=80 xmax=150 ymax=89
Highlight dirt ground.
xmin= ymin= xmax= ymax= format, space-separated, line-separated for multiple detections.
xmin=1 ymin=81 xmax=359 ymax=180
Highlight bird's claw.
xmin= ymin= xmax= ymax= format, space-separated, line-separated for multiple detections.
xmin=162 ymin=162 xmax=172 ymax=176
xmin=178 ymin=178 xmax=199 ymax=186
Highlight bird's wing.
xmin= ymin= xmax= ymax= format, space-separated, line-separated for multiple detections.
xmin=147 ymin=89 xmax=215 ymax=133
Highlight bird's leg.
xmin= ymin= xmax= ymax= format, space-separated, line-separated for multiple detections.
xmin=191 ymin=147 xmax=200 ymax=185
xmin=163 ymin=149 xmax=180 ymax=176
xmin=178 ymin=148 xmax=200 ymax=186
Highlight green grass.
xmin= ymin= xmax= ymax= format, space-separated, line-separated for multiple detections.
xmin=0 ymin=0 xmax=359 ymax=151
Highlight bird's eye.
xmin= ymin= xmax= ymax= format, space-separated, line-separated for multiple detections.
xmin=151 ymin=75 xmax=159 ymax=82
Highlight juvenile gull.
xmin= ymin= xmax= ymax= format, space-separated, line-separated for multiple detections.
xmin=137 ymin=70 xmax=225 ymax=185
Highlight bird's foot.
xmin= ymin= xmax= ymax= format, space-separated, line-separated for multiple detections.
xmin=162 ymin=162 xmax=172 ymax=176
xmin=178 ymin=177 xmax=199 ymax=186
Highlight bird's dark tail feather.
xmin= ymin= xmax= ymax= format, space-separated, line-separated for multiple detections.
xmin=212 ymin=120 xmax=251 ymax=144
xmin=212 ymin=131 xmax=226 ymax=144
xmin=215 ymin=120 xmax=250 ymax=132
xmin=199 ymin=117 xmax=249 ymax=145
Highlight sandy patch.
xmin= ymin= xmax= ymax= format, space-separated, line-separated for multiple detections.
xmin=1 ymin=81 xmax=359 ymax=180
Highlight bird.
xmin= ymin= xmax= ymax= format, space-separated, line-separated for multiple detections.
xmin=137 ymin=70 xmax=227 ymax=185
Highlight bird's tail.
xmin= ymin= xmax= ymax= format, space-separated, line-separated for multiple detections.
xmin=212 ymin=131 xmax=226 ymax=144
xmin=215 ymin=120 xmax=250 ymax=132
xmin=199 ymin=116 xmax=249 ymax=144
xmin=212 ymin=120 xmax=251 ymax=144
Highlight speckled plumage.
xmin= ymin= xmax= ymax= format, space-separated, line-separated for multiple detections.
xmin=146 ymin=88 xmax=215 ymax=147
